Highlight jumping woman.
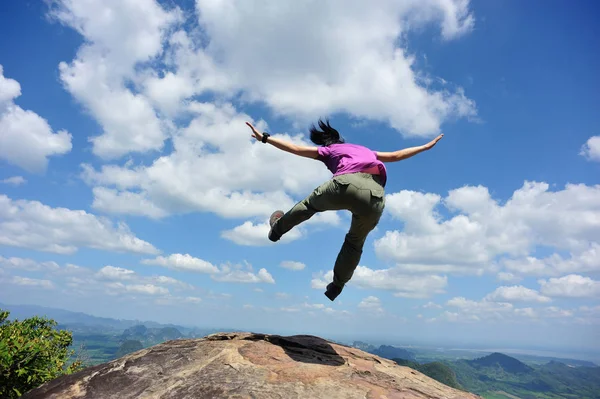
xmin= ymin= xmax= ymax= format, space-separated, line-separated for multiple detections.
xmin=246 ymin=119 xmax=444 ymax=301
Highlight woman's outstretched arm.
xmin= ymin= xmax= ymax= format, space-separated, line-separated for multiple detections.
xmin=246 ymin=122 xmax=319 ymax=159
xmin=376 ymin=134 xmax=444 ymax=162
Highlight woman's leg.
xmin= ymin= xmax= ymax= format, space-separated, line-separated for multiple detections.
xmin=325 ymin=173 xmax=385 ymax=300
xmin=332 ymin=211 xmax=382 ymax=287
xmin=269 ymin=179 xmax=348 ymax=242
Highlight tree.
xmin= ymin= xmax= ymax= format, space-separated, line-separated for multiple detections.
xmin=0 ymin=309 xmax=84 ymax=398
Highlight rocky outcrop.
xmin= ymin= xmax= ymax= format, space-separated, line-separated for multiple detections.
xmin=23 ymin=332 xmax=480 ymax=399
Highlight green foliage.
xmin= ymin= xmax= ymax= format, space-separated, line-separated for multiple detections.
xmin=0 ymin=309 xmax=84 ymax=398
xmin=418 ymin=361 xmax=462 ymax=389
xmin=393 ymin=358 xmax=462 ymax=390
xmin=449 ymin=354 xmax=600 ymax=399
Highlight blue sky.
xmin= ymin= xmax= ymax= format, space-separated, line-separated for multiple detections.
xmin=1 ymin=0 xmax=599 ymax=354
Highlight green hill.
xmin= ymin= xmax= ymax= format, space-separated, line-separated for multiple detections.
xmin=393 ymin=358 xmax=462 ymax=390
xmin=449 ymin=353 xmax=600 ymax=399
xmin=469 ymin=353 xmax=533 ymax=374
xmin=116 ymin=340 xmax=144 ymax=358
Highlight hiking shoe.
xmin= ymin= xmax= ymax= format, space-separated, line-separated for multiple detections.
xmin=324 ymin=282 xmax=343 ymax=301
xmin=268 ymin=210 xmax=284 ymax=242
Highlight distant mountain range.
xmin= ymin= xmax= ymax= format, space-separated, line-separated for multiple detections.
xmin=352 ymin=341 xmax=417 ymax=361
xmin=1 ymin=303 xmax=225 ymax=337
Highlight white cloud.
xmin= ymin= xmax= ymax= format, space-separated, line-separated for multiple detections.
xmin=435 ymin=295 xmax=579 ymax=324
xmin=539 ymin=274 xmax=600 ymax=298
xmin=485 ymin=285 xmax=551 ymax=303
xmin=151 ymin=276 xmax=194 ymax=290
xmin=187 ymin=0 xmax=476 ymax=135
xmin=81 ymin=103 xmax=334 ymax=225
xmin=502 ymin=244 xmax=600 ymax=277
xmin=0 ymin=256 xmax=59 ymax=272
xmin=580 ymin=135 xmax=600 ymax=162
xmin=543 ymin=306 xmax=574 ymax=318
xmin=423 ymin=301 xmax=442 ymax=309
xmin=513 ymin=306 xmax=574 ymax=321
xmin=0 ymin=65 xmax=72 ymax=172
xmin=96 ymin=265 xmax=136 ymax=281
xmin=514 ymin=307 xmax=537 ymax=318
xmin=275 ymin=292 xmax=290 ymax=299
xmin=141 ymin=253 xmax=219 ymax=274
xmin=107 ymin=282 xmax=169 ymax=296
xmin=91 ymin=187 xmax=168 ymax=219
xmin=375 ymin=182 xmax=600 ymax=276
xmin=445 ymin=297 xmax=513 ymax=322
xmin=358 ymin=296 xmax=384 ymax=315
xmin=62 ymin=0 xmax=479 ymax=225
xmin=280 ymin=261 xmax=306 ymax=271
xmin=311 ymin=277 xmax=328 ymax=290
xmin=11 ymin=276 xmax=54 ymax=289
xmin=48 ymin=0 xmax=182 ymax=159
xmin=311 ymin=265 xmax=447 ymax=298
xmin=497 ymin=272 xmax=522 ymax=283
xmin=1 ymin=176 xmax=26 ymax=185
xmin=220 ymin=220 xmax=302 ymax=246
xmin=0 ymin=195 xmax=159 ymax=255
xmin=211 ymin=264 xmax=275 ymax=284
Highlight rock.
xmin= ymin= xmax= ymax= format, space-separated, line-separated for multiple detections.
xmin=22 ymin=332 xmax=480 ymax=399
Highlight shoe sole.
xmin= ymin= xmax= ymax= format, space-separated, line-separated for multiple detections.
xmin=269 ymin=210 xmax=284 ymax=227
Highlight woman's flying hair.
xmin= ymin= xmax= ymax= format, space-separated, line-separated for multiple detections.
xmin=309 ymin=118 xmax=345 ymax=146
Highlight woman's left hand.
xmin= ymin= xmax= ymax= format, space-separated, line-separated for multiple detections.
xmin=246 ymin=122 xmax=263 ymax=141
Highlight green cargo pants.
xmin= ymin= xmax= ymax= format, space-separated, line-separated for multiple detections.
xmin=270 ymin=172 xmax=386 ymax=288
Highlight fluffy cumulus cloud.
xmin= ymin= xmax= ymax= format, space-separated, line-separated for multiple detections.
xmin=211 ymin=263 xmax=275 ymax=284
xmin=311 ymin=265 xmax=447 ymax=298
xmin=538 ymin=274 xmax=600 ymax=298
xmin=0 ymin=66 xmax=72 ymax=172
xmin=96 ymin=265 xmax=136 ymax=281
xmin=502 ymin=244 xmax=600 ymax=277
xmin=142 ymin=254 xmax=275 ymax=284
xmin=0 ymin=195 xmax=159 ymax=255
xmin=580 ymin=136 xmax=600 ymax=162
xmin=81 ymin=103 xmax=334 ymax=226
xmin=47 ymin=0 xmax=477 ymax=237
xmin=187 ymin=0 xmax=476 ymax=134
xmin=484 ymin=285 xmax=551 ymax=303
xmin=375 ymin=182 xmax=600 ymax=277
xmin=52 ymin=0 xmax=476 ymax=140
xmin=280 ymin=261 xmax=306 ymax=271
xmin=47 ymin=0 xmax=182 ymax=159
xmin=141 ymin=253 xmax=219 ymax=274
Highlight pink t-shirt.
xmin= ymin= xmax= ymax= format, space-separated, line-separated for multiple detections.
xmin=317 ymin=143 xmax=387 ymax=187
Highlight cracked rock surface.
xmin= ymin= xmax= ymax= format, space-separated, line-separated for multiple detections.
xmin=22 ymin=332 xmax=480 ymax=399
